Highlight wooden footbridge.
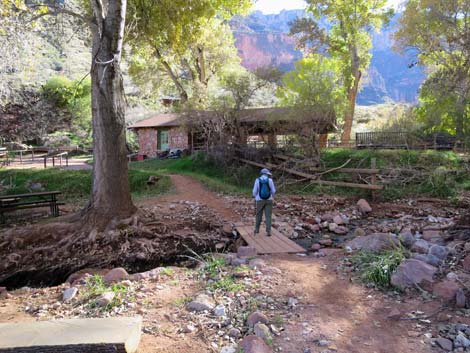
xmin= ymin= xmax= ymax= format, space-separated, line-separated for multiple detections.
xmin=235 ymin=224 xmax=306 ymax=254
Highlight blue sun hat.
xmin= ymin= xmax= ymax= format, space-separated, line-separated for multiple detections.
xmin=260 ymin=168 xmax=272 ymax=176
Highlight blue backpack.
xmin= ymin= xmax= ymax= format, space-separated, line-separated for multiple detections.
xmin=258 ymin=177 xmax=271 ymax=200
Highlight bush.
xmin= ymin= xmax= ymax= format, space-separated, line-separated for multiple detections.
xmin=350 ymin=247 xmax=407 ymax=290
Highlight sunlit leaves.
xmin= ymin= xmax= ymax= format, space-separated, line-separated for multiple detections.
xmin=278 ymin=55 xmax=347 ymax=116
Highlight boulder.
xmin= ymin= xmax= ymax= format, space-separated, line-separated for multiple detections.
xmin=412 ymin=253 xmax=442 ymax=267
xmin=103 ymin=268 xmax=129 ymax=284
xmin=187 ymin=294 xmax=215 ymax=312
xmin=248 ymin=258 xmax=266 ymax=270
xmin=399 ymin=231 xmax=416 ymax=248
xmin=436 ymin=337 xmax=453 ymax=351
xmin=424 ymin=254 xmax=442 ymax=267
xmin=96 ymin=292 xmax=115 ymax=307
xmin=346 ymin=233 xmax=399 ymax=252
xmin=311 ymin=243 xmax=321 ymax=252
xmin=228 ymin=328 xmax=241 ymax=338
xmin=237 ymin=246 xmax=257 ymax=258
xmin=62 ymin=287 xmax=78 ymax=302
xmin=222 ymin=224 xmax=233 ymax=236
xmin=232 ymin=257 xmax=248 ymax=267
xmin=238 ymin=335 xmax=273 ymax=353
xmin=254 ymin=323 xmax=272 ymax=343
xmin=319 ymin=239 xmax=333 ymax=247
xmin=411 ymin=239 xmax=430 ymax=254
xmin=433 ymin=280 xmax=461 ymax=303
xmin=334 ymin=226 xmax=349 ymax=235
xmin=421 ymin=230 xmax=443 ymax=243
xmin=428 ymin=245 xmax=449 ymax=261
xmin=353 ymin=228 xmax=366 ymax=237
xmin=357 ymin=199 xmax=372 ymax=214
xmin=328 ymin=223 xmax=338 ymax=232
xmin=390 ymin=259 xmax=437 ymax=289
xmin=454 ymin=333 xmax=470 ymax=348
xmin=246 ymin=311 xmax=269 ymax=328
xmin=332 ymin=215 xmax=344 ymax=225
xmin=214 ymin=304 xmax=226 ymax=317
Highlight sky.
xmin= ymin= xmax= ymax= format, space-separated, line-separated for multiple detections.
xmin=253 ymin=0 xmax=404 ymax=14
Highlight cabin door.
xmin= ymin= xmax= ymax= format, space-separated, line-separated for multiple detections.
xmin=158 ymin=130 xmax=169 ymax=150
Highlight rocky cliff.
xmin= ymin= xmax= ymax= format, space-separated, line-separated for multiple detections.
xmin=231 ymin=10 xmax=425 ymax=105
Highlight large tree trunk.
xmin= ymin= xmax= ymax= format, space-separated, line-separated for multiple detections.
xmin=341 ymin=42 xmax=362 ymax=146
xmin=82 ymin=0 xmax=136 ymax=227
xmin=341 ymin=69 xmax=362 ymax=146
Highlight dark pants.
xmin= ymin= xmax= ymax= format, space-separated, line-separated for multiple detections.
xmin=255 ymin=200 xmax=273 ymax=234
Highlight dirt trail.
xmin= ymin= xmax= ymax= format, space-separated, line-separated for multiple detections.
xmin=140 ymin=174 xmax=240 ymax=222
xmin=140 ymin=175 xmax=434 ymax=353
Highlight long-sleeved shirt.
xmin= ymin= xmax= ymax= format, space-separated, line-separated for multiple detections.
xmin=252 ymin=175 xmax=276 ymax=201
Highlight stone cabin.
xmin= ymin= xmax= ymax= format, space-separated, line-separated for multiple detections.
xmin=128 ymin=107 xmax=336 ymax=157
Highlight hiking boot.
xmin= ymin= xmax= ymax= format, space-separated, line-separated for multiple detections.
xmin=266 ymin=232 xmax=272 ymax=237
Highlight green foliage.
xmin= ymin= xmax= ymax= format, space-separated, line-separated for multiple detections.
xmin=127 ymin=0 xmax=251 ymax=107
xmin=300 ymin=0 xmax=393 ymax=75
xmin=292 ymin=0 xmax=393 ymax=140
xmin=350 ymin=247 xmax=407 ymax=289
xmin=83 ymin=275 xmax=133 ymax=311
xmin=415 ymin=64 xmax=470 ymax=140
xmin=207 ymin=275 xmax=245 ymax=292
xmin=160 ymin=267 xmax=174 ymax=277
xmin=0 ymin=167 xmax=172 ymax=201
xmin=42 ymin=76 xmax=92 ymax=143
xmin=172 ymin=296 xmax=191 ymax=307
xmin=278 ymin=54 xmax=346 ymax=115
xmin=198 ymin=254 xmax=227 ymax=277
xmin=395 ymin=0 xmax=470 ymax=141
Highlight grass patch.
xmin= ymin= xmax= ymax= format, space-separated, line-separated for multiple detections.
xmin=0 ymin=168 xmax=171 ymax=201
xmin=129 ymin=150 xmax=469 ymax=200
xmin=207 ymin=275 xmax=245 ymax=292
xmin=160 ymin=267 xmax=174 ymax=277
xmin=130 ymin=154 xmax=255 ymax=195
xmin=82 ymin=275 xmax=134 ymax=311
xmin=173 ymin=296 xmax=191 ymax=307
xmin=350 ymin=247 xmax=407 ymax=290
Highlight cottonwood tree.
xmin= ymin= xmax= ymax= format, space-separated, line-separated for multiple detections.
xmin=291 ymin=0 xmax=393 ymax=145
xmin=278 ymin=55 xmax=345 ymax=151
xmin=394 ymin=0 xmax=470 ymax=141
xmin=3 ymin=0 xmax=135 ymax=227
xmin=127 ymin=0 xmax=251 ymax=106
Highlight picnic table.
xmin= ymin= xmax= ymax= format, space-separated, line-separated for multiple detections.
xmin=0 ymin=191 xmax=63 ymax=222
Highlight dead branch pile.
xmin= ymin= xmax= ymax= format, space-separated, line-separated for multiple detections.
xmin=0 ymin=203 xmax=231 ymax=288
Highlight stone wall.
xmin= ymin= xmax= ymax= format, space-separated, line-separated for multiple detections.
xmin=168 ymin=128 xmax=189 ymax=150
xmin=136 ymin=128 xmax=158 ymax=157
xmin=136 ymin=127 xmax=189 ymax=156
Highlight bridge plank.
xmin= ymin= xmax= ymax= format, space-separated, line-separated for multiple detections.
xmin=237 ymin=225 xmax=306 ymax=254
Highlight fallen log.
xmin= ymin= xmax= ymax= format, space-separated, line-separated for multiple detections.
xmin=273 ymin=154 xmax=380 ymax=174
xmin=237 ymin=158 xmax=383 ymax=191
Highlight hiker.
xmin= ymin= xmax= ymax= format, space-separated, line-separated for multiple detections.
xmin=253 ymin=168 xmax=276 ymax=236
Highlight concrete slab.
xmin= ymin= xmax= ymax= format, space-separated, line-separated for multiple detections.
xmin=0 ymin=316 xmax=142 ymax=353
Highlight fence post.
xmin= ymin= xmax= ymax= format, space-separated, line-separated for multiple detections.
xmin=371 ymin=158 xmax=377 ymax=201
xmin=44 ymin=156 xmax=47 ymax=168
